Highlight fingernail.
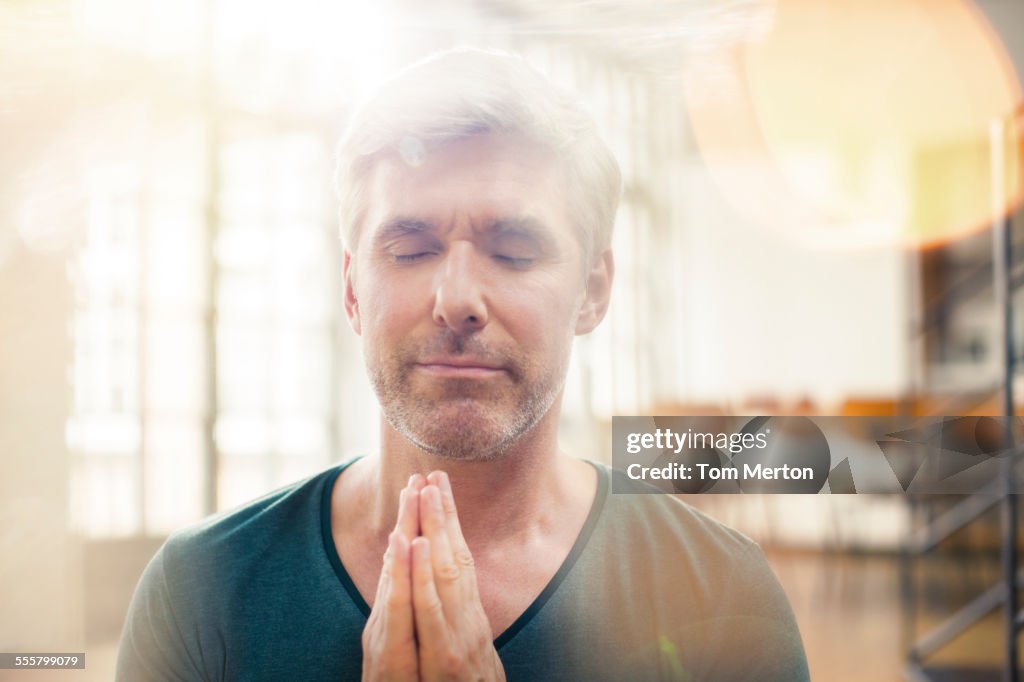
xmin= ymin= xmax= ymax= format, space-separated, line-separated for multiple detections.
xmin=440 ymin=471 xmax=452 ymax=493
xmin=408 ymin=474 xmax=418 ymax=487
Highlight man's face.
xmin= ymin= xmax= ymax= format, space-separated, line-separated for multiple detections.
xmin=344 ymin=133 xmax=609 ymax=461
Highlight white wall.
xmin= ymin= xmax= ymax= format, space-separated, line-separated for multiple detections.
xmin=676 ymin=159 xmax=911 ymax=407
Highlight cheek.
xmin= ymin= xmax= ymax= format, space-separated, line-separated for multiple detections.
xmin=362 ymin=287 xmax=408 ymax=330
xmin=355 ymin=271 xmax=428 ymax=364
xmin=496 ymin=284 xmax=581 ymax=355
xmin=357 ymin=259 xmax=427 ymax=322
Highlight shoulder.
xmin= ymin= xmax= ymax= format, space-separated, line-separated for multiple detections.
xmin=116 ymin=461 xmax=356 ymax=679
xmin=173 ymin=464 xmax=337 ymax=544
xmin=586 ymin=462 xmax=810 ymax=681
xmin=588 ymin=462 xmax=791 ymax=625
xmin=596 ymin=462 xmax=758 ymax=564
xmin=157 ymin=461 xmax=351 ymax=591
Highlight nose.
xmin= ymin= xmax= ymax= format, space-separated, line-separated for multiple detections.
xmin=431 ymin=242 xmax=489 ymax=335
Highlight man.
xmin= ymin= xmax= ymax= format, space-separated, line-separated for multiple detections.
xmin=117 ymin=48 xmax=809 ymax=681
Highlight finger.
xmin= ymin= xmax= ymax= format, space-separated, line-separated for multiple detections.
xmin=419 ymin=484 xmax=464 ymax=609
xmin=396 ymin=483 xmax=421 ymax=540
xmin=371 ymin=529 xmax=397 ymax=609
xmin=411 ymin=537 xmax=447 ymax=653
xmin=431 ymin=472 xmax=477 ymax=581
xmin=427 ymin=473 xmax=479 ymax=605
xmin=383 ymin=530 xmax=415 ymax=644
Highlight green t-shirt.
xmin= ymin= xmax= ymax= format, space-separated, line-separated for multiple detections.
xmin=116 ymin=458 xmax=809 ymax=681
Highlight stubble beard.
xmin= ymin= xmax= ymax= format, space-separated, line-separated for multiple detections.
xmin=368 ymin=331 xmax=566 ymax=462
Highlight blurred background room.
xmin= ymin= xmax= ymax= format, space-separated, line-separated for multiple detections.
xmin=2 ymin=0 xmax=1024 ymax=679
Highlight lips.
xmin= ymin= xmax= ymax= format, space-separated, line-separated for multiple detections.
xmin=418 ymin=357 xmax=504 ymax=370
xmin=414 ymin=357 xmax=507 ymax=378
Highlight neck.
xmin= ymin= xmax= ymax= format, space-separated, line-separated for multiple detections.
xmin=363 ymin=404 xmax=575 ymax=548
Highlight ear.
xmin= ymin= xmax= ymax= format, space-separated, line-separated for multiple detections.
xmin=343 ymin=249 xmax=361 ymax=335
xmin=575 ymin=249 xmax=614 ymax=335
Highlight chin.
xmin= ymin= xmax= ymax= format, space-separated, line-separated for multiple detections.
xmin=418 ymin=440 xmax=510 ymax=462
xmin=405 ymin=427 xmax=516 ymax=462
xmin=388 ymin=403 xmax=529 ymax=462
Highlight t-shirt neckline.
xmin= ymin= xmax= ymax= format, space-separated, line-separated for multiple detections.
xmin=319 ymin=456 xmax=610 ymax=651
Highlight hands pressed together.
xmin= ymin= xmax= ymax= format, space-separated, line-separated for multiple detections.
xmin=361 ymin=471 xmax=506 ymax=682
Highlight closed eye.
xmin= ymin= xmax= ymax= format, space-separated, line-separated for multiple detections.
xmin=493 ymin=254 xmax=534 ymax=268
xmin=393 ymin=252 xmax=436 ymax=263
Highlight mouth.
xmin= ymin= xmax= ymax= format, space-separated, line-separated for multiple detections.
xmin=413 ymin=358 xmax=508 ymax=379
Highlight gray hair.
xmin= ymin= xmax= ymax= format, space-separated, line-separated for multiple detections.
xmin=334 ymin=47 xmax=622 ymax=266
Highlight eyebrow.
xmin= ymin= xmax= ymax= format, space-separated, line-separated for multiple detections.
xmin=373 ymin=215 xmax=557 ymax=251
xmin=488 ymin=217 xmax=556 ymax=251
xmin=374 ymin=218 xmax=435 ymax=244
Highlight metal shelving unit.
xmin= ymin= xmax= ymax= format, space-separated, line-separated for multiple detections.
xmin=904 ymin=111 xmax=1023 ymax=682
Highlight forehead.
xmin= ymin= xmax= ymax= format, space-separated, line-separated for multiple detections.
xmin=361 ymin=133 xmax=570 ymax=242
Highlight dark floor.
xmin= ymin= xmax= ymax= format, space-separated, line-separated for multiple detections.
xmin=768 ymin=549 xmax=1009 ymax=681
